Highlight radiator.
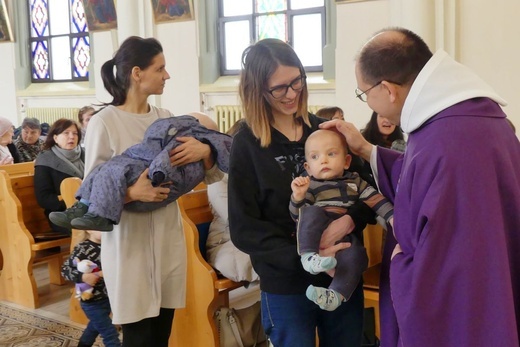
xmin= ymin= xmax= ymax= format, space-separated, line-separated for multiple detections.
xmin=25 ymin=107 xmax=80 ymax=125
xmin=214 ymin=105 xmax=243 ymax=133
xmin=214 ymin=105 xmax=326 ymax=133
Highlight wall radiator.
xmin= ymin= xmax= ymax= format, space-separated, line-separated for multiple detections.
xmin=25 ymin=107 xmax=80 ymax=125
xmin=214 ymin=105 xmax=325 ymax=133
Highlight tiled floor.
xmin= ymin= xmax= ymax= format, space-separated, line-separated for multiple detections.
xmin=0 ymin=263 xmax=103 ymax=346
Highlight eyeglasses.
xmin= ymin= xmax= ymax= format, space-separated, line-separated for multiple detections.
xmin=355 ymin=81 xmax=382 ymax=102
xmin=267 ymin=75 xmax=306 ymax=99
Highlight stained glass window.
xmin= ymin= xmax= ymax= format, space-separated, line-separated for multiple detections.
xmin=29 ymin=0 xmax=90 ymax=82
xmin=219 ymin=0 xmax=325 ymax=75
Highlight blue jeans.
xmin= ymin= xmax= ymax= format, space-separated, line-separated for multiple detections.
xmin=80 ymin=298 xmax=121 ymax=347
xmin=261 ymin=283 xmax=364 ymax=347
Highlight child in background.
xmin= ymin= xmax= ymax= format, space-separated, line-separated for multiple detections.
xmin=290 ymin=129 xmax=394 ymax=311
xmin=61 ymin=230 xmax=121 ymax=347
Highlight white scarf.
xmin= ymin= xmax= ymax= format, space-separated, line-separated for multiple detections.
xmin=51 ymin=145 xmax=84 ymax=178
xmin=401 ymin=50 xmax=507 ymax=134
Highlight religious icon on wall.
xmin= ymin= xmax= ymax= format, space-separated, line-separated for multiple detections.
xmin=0 ymin=0 xmax=13 ymax=42
xmin=151 ymin=0 xmax=194 ymax=24
xmin=82 ymin=0 xmax=118 ymax=32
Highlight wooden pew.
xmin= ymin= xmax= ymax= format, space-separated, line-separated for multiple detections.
xmin=0 ymin=161 xmax=36 ymax=177
xmin=0 ymin=163 xmax=71 ymax=309
xmin=363 ymin=223 xmax=384 ymax=339
xmin=170 ymin=183 xmax=246 ymax=347
xmin=60 ymin=177 xmax=89 ymax=325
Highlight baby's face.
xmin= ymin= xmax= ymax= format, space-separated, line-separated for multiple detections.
xmin=304 ymin=131 xmax=350 ymax=180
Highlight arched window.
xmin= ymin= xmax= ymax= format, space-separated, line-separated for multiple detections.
xmin=28 ymin=0 xmax=90 ymax=82
xmin=218 ymin=0 xmax=325 ymax=75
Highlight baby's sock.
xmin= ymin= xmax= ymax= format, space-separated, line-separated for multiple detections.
xmin=79 ymin=198 xmax=90 ymax=206
xmin=300 ymin=252 xmax=336 ymax=274
xmin=306 ymin=285 xmax=344 ymax=311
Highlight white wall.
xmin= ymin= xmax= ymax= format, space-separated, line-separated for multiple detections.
xmin=334 ymin=0 xmax=390 ymax=129
xmin=0 ymin=43 xmax=19 ymax=125
xmin=156 ymin=21 xmax=200 ymax=115
xmin=1 ymin=0 xmax=519 ymax=132
xmin=457 ymin=0 xmax=520 ymax=127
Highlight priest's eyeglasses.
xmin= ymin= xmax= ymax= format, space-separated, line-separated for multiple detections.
xmin=267 ymin=75 xmax=307 ymax=99
xmin=355 ymin=81 xmax=382 ymax=102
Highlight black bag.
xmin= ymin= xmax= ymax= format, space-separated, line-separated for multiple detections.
xmin=362 ymin=307 xmax=380 ymax=347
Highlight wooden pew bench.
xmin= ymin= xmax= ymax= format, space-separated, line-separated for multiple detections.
xmin=60 ymin=178 xmax=247 ymax=341
xmin=170 ymin=183 xmax=246 ymax=347
xmin=0 ymin=162 xmax=71 ymax=309
xmin=60 ymin=177 xmax=89 ymax=325
xmin=362 ymin=223 xmax=384 ymax=339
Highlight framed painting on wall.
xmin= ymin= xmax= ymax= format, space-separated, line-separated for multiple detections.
xmin=0 ymin=0 xmax=13 ymax=42
xmin=151 ymin=0 xmax=194 ymax=24
xmin=82 ymin=0 xmax=118 ymax=32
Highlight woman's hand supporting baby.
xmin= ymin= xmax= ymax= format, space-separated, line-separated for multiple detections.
xmin=125 ymin=168 xmax=171 ymax=203
xmin=169 ymin=136 xmax=214 ymax=169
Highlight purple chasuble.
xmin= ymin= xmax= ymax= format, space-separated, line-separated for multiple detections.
xmin=376 ymin=98 xmax=520 ymax=347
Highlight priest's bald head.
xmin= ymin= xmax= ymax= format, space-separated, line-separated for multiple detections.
xmin=354 ymin=27 xmax=433 ymax=126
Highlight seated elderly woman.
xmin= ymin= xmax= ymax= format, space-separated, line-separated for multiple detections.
xmin=0 ymin=116 xmax=19 ymax=165
xmin=14 ymin=117 xmax=44 ymax=162
xmin=34 ymin=118 xmax=84 ymax=235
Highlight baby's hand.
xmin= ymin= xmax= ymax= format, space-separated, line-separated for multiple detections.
xmin=291 ymin=176 xmax=310 ymax=201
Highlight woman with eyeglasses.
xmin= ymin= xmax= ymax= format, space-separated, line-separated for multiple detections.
xmin=228 ymin=38 xmax=375 ymax=347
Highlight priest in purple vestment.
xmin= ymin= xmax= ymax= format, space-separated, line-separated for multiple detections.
xmin=322 ymin=27 xmax=520 ymax=347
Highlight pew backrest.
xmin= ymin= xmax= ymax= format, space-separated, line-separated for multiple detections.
xmin=0 ymin=167 xmax=71 ymax=309
xmin=0 ymin=161 xmax=36 ymax=178
xmin=171 ymin=183 xmax=245 ymax=347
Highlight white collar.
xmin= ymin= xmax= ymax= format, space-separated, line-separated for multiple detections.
xmin=400 ymin=50 xmax=507 ymax=133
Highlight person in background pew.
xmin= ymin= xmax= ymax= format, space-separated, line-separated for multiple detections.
xmin=61 ymin=230 xmax=121 ymax=347
xmin=39 ymin=122 xmax=50 ymax=140
xmin=85 ymin=36 xmax=224 ymax=347
xmin=361 ymin=111 xmax=406 ymax=152
xmin=228 ymin=38 xmax=376 ymax=347
xmin=34 ymin=118 xmax=84 ymax=236
xmin=14 ymin=117 xmax=44 ymax=162
xmin=0 ymin=117 xmax=22 ymax=164
xmin=206 ymin=118 xmax=259 ymax=283
xmin=78 ymin=106 xmax=96 ymax=147
xmin=316 ymin=106 xmax=344 ymax=121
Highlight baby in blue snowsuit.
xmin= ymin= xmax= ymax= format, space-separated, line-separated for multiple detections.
xmin=50 ymin=115 xmax=231 ymax=231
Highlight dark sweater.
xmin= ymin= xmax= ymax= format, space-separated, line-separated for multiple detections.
xmin=7 ymin=143 xmax=21 ymax=163
xmin=228 ymin=114 xmax=374 ymax=295
xmin=34 ymin=149 xmax=85 ymax=234
xmin=61 ymin=239 xmax=108 ymax=302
